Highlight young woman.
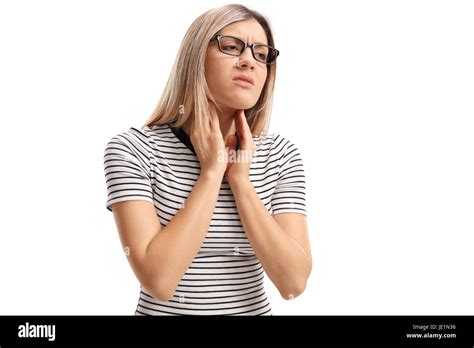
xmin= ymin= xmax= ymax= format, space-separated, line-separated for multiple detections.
xmin=103 ymin=4 xmax=312 ymax=315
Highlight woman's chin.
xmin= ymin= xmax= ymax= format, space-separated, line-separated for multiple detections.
xmin=214 ymin=94 xmax=257 ymax=111
xmin=225 ymin=100 xmax=257 ymax=111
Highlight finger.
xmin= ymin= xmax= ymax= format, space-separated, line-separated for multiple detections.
xmin=225 ymin=134 xmax=237 ymax=171
xmin=208 ymin=102 xmax=220 ymax=133
xmin=199 ymin=103 xmax=214 ymax=139
xmin=224 ymin=117 xmax=236 ymax=140
xmin=225 ymin=133 xmax=237 ymax=151
xmin=235 ymin=110 xmax=252 ymax=148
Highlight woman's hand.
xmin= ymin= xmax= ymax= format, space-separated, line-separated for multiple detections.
xmin=224 ymin=109 xmax=256 ymax=185
xmin=190 ymin=101 xmax=227 ymax=178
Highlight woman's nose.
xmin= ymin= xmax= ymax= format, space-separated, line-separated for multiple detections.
xmin=237 ymin=47 xmax=256 ymax=68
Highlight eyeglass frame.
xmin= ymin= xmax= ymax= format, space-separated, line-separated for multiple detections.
xmin=210 ymin=34 xmax=279 ymax=65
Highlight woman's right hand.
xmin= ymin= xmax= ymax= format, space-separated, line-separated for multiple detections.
xmin=190 ymin=101 xmax=227 ymax=177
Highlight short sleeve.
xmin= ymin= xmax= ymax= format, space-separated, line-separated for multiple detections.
xmin=271 ymin=137 xmax=307 ymax=216
xmin=103 ymin=129 xmax=154 ymax=211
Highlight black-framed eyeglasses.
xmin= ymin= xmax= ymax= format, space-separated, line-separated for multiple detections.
xmin=210 ymin=35 xmax=279 ymax=65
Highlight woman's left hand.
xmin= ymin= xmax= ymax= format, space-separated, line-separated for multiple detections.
xmin=224 ymin=109 xmax=256 ymax=185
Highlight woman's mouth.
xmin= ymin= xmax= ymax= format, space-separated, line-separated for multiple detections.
xmin=232 ymin=78 xmax=254 ymax=88
xmin=232 ymin=74 xmax=254 ymax=88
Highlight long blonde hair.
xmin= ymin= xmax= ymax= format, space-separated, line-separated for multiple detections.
xmin=144 ymin=4 xmax=277 ymax=156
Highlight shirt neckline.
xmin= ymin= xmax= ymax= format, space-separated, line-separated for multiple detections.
xmin=168 ymin=124 xmax=196 ymax=155
xmin=168 ymin=124 xmax=241 ymax=156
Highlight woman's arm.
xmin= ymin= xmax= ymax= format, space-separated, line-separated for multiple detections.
xmin=111 ymin=104 xmax=230 ymax=302
xmin=225 ymin=110 xmax=312 ymax=300
xmin=111 ymin=170 xmax=223 ymax=302
xmin=229 ymin=179 xmax=312 ymax=300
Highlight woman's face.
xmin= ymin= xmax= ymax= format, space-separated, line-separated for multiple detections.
xmin=205 ymin=19 xmax=268 ymax=111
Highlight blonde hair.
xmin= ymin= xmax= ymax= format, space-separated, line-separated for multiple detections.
xmin=144 ymin=4 xmax=277 ymax=156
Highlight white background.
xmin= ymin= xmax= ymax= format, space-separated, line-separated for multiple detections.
xmin=0 ymin=0 xmax=473 ymax=315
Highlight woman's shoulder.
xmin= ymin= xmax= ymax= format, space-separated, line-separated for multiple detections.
xmin=105 ymin=124 xmax=172 ymax=150
xmin=254 ymin=132 xmax=302 ymax=157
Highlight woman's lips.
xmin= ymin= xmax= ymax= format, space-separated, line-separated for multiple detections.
xmin=232 ymin=79 xmax=254 ymax=88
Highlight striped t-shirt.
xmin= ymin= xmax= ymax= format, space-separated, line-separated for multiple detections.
xmin=103 ymin=124 xmax=306 ymax=315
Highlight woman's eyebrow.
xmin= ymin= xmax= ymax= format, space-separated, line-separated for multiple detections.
xmin=221 ymin=33 xmax=268 ymax=45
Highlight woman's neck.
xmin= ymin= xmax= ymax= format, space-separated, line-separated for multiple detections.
xmin=182 ymin=106 xmax=236 ymax=140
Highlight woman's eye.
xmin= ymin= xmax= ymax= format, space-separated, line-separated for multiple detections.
xmin=223 ymin=45 xmax=239 ymax=51
xmin=256 ymin=53 xmax=267 ymax=60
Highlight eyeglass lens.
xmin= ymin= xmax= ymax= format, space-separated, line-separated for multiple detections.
xmin=218 ymin=36 xmax=276 ymax=64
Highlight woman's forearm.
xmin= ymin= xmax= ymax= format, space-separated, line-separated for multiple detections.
xmin=229 ymin=178 xmax=311 ymax=299
xmin=145 ymin=170 xmax=223 ymax=300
